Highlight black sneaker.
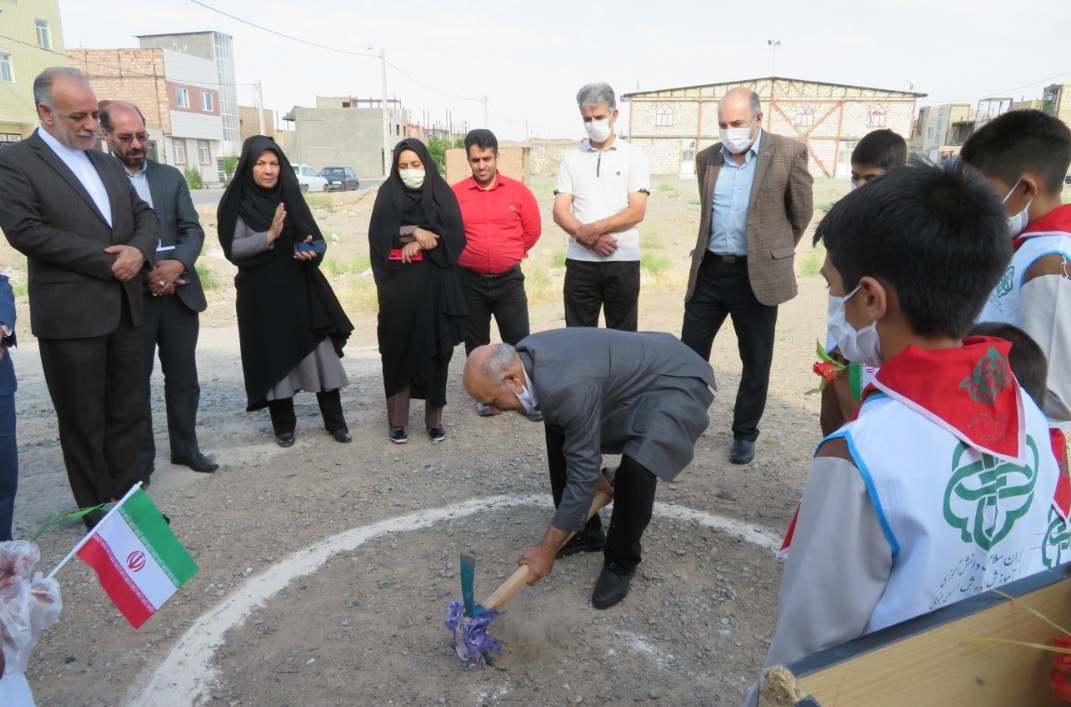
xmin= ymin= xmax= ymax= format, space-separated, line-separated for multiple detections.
xmin=388 ymin=426 xmax=408 ymax=444
xmin=591 ymin=565 xmax=636 ymax=609
xmin=556 ymin=526 xmax=606 ymax=559
xmin=427 ymin=427 xmax=446 ymax=443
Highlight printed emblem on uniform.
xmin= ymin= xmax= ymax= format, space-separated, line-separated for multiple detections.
xmin=1043 ymin=505 xmax=1071 ymax=568
xmin=958 ymin=347 xmax=1011 ymax=405
xmin=944 ymin=436 xmax=1038 ymax=551
xmin=996 ymin=265 xmax=1014 ymax=298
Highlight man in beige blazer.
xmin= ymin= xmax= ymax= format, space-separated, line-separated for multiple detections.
xmin=681 ymin=87 xmax=813 ymax=464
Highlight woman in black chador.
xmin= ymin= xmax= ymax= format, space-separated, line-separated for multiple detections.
xmin=368 ymin=139 xmax=467 ymax=444
xmin=218 ymin=135 xmax=354 ymax=447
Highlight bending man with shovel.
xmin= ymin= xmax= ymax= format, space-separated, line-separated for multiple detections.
xmin=463 ymin=328 xmax=716 ymax=609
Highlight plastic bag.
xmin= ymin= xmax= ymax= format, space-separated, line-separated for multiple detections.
xmin=0 ymin=540 xmax=62 ymax=706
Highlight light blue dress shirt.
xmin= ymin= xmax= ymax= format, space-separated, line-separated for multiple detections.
xmin=36 ymin=127 xmax=112 ymax=227
xmin=707 ymin=129 xmax=763 ymax=256
xmin=124 ymin=161 xmax=154 ymax=209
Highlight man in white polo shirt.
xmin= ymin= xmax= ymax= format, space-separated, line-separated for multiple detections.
xmin=553 ymin=82 xmax=650 ymax=331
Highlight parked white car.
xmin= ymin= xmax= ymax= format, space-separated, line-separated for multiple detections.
xmin=293 ymin=163 xmax=329 ymax=193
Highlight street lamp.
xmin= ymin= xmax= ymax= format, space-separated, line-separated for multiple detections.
xmin=367 ymin=46 xmax=390 ymax=177
xmin=767 ymin=40 xmax=781 ymax=76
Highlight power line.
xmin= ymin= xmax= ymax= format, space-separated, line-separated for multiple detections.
xmin=938 ymin=69 xmax=1071 ymax=105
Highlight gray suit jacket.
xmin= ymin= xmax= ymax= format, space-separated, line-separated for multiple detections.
xmin=685 ymin=130 xmax=814 ymax=306
xmin=518 ymin=329 xmax=716 ymax=531
xmin=0 ymin=131 xmax=159 ymax=339
xmin=144 ymin=159 xmax=207 ymax=312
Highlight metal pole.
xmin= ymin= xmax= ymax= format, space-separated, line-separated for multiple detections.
xmin=483 ymin=95 xmax=488 ymax=129
xmin=256 ymin=80 xmax=265 ymax=136
xmin=381 ymin=49 xmax=390 ymax=177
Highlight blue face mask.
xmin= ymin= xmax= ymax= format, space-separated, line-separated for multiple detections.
xmin=826 ymin=285 xmax=883 ymax=367
xmin=505 ymin=372 xmax=536 ymax=414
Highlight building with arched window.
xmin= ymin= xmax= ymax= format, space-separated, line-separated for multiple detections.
xmin=622 ymin=76 xmax=924 ymax=177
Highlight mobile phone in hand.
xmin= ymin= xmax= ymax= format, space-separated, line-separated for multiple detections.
xmin=294 ymin=240 xmax=326 ymax=255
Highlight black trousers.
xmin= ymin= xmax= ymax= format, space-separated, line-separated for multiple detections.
xmin=545 ymin=424 xmax=657 ymax=573
xmin=39 ymin=307 xmax=146 ymax=508
xmin=563 ymin=259 xmax=640 ymax=331
xmin=459 ymin=265 xmax=530 ymax=356
xmin=268 ymin=389 xmax=346 ymax=436
xmin=681 ymin=253 xmax=778 ymax=442
xmin=139 ymin=293 xmax=202 ymax=472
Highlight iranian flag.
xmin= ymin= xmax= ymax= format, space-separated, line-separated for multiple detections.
xmin=71 ymin=486 xmax=198 ymax=628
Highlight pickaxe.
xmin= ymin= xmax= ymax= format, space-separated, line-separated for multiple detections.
xmin=445 ymin=489 xmax=613 ymax=665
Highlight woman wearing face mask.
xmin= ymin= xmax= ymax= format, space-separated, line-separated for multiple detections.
xmin=217 ymin=135 xmax=354 ymax=448
xmin=368 ymin=139 xmax=467 ymax=444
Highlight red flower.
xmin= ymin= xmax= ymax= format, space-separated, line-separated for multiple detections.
xmin=813 ymin=361 xmax=839 ymax=383
xmin=1051 ymin=635 xmax=1071 ymax=702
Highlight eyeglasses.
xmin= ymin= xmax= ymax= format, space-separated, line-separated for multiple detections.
xmin=113 ymin=132 xmax=149 ymax=144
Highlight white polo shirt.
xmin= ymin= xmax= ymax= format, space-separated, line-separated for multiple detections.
xmin=555 ymin=137 xmax=650 ymax=263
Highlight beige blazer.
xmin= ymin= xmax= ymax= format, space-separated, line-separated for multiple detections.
xmin=685 ymin=130 xmax=814 ymax=306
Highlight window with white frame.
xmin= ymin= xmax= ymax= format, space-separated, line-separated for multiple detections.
xmin=35 ymin=19 xmax=51 ymax=50
xmin=794 ymin=104 xmax=815 ymax=127
xmin=176 ymin=87 xmax=189 ymax=109
xmin=0 ymin=54 xmax=11 ymax=83
xmin=174 ymin=139 xmax=187 ymax=164
xmin=198 ymin=140 xmax=211 ymax=165
xmin=655 ymin=103 xmax=673 ymax=127
xmin=201 ymin=92 xmax=213 ymax=112
xmin=868 ymin=104 xmax=888 ymax=128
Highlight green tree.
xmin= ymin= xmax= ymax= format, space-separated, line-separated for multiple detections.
xmin=426 ymin=136 xmax=464 ymax=174
xmin=183 ymin=167 xmax=204 ymax=191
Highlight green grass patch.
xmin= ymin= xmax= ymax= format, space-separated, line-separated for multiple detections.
xmin=322 ymin=253 xmax=371 ymax=277
xmin=640 ymin=230 xmax=663 ymax=249
xmin=11 ymin=282 xmax=26 ymax=298
xmin=815 ymin=201 xmax=835 ymax=213
xmin=799 ymin=243 xmax=825 ymax=277
xmin=523 ymin=263 xmax=553 ymax=302
xmin=687 ymin=198 xmax=702 ymax=206
xmin=196 ymin=263 xmax=221 ymax=290
xmin=640 ymin=253 xmax=672 ymax=277
xmin=548 ymin=249 xmax=567 ymax=268
xmin=305 ymin=193 xmax=334 ymax=211
xmin=657 ymin=182 xmax=676 ymax=192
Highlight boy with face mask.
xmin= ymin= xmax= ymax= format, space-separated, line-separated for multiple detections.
xmin=746 ymin=162 xmax=1062 ymax=706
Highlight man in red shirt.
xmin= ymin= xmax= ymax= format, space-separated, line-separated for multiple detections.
xmin=453 ymin=129 xmax=543 ymax=418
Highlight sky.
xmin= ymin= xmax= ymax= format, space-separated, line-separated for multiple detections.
xmin=52 ymin=0 xmax=1071 ymax=142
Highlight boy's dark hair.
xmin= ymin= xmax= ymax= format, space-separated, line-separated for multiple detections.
xmin=968 ymin=322 xmax=1048 ymax=407
xmin=464 ymin=129 xmax=498 ymax=155
xmin=851 ymin=129 xmax=907 ymax=170
xmin=960 ymin=109 xmax=1071 ymax=196
xmin=814 ymin=159 xmax=1011 ymax=338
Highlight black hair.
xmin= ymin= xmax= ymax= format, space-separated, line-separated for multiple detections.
xmin=967 ymin=322 xmax=1048 ymax=407
xmin=464 ymin=128 xmax=498 ymax=155
xmin=851 ymin=129 xmax=907 ymax=170
xmin=960 ymin=109 xmax=1071 ymax=196
xmin=814 ymin=159 xmax=1011 ymax=338
xmin=98 ymin=100 xmax=147 ymax=132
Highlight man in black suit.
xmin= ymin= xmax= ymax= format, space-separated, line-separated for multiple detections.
xmin=0 ymin=68 xmax=158 ymax=527
xmin=101 ymin=101 xmax=217 ymax=479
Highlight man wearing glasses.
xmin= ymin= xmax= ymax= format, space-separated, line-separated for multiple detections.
xmin=101 ymin=101 xmax=217 ymax=481
xmin=0 ymin=68 xmax=159 ymax=528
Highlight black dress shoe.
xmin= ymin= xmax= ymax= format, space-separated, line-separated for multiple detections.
xmin=388 ymin=426 xmax=408 ymax=444
xmin=591 ymin=566 xmax=636 ymax=609
xmin=330 ymin=429 xmax=352 ymax=443
xmin=275 ymin=433 xmax=295 ymax=448
xmin=171 ymin=452 xmax=219 ymax=473
xmin=556 ymin=527 xmax=606 ymax=559
xmin=427 ymin=426 xmax=446 ymax=443
xmin=730 ymin=439 xmax=755 ymax=465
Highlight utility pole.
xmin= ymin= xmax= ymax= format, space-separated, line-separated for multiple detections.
xmin=380 ymin=48 xmax=390 ymax=177
xmin=256 ymin=80 xmax=265 ymax=136
xmin=483 ymin=95 xmax=489 ymax=129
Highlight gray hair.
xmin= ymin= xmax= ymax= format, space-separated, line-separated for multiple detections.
xmin=33 ymin=67 xmax=91 ymax=111
xmin=481 ymin=343 xmax=518 ymax=382
xmin=718 ymin=87 xmax=762 ymax=117
xmin=576 ymin=82 xmax=616 ymax=111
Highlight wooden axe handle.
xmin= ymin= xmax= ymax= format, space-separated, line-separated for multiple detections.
xmin=482 ymin=490 xmax=612 ymax=611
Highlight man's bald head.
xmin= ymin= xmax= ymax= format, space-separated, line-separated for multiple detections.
xmin=463 ymin=344 xmax=525 ymax=414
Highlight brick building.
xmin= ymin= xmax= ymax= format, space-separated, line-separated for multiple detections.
xmin=623 ymin=77 xmax=925 ymax=177
xmin=0 ymin=0 xmax=65 ymax=146
xmin=67 ymin=48 xmax=225 ymax=185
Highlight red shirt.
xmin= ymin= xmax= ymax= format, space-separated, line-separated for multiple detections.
xmin=452 ymin=172 xmax=541 ymax=274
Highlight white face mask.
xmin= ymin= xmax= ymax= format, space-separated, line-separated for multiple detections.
xmin=505 ymin=374 xmax=536 ymax=414
xmin=720 ymin=118 xmax=757 ymax=154
xmin=399 ymin=168 xmax=425 ymax=190
xmin=584 ymin=118 xmax=613 ymax=144
xmin=1002 ymin=181 xmax=1032 ymax=238
xmin=827 ymin=285 xmax=883 ymax=367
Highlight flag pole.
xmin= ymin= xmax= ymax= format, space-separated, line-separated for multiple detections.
xmin=47 ymin=482 xmax=143 ymax=580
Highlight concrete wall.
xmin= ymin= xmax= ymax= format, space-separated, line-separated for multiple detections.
xmin=444 ymin=146 xmax=530 ymax=186
xmin=284 ymin=105 xmax=407 ymax=178
xmin=625 ymin=78 xmax=921 ymax=177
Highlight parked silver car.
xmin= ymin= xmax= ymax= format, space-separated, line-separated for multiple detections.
xmin=292 ymin=163 xmax=329 ymax=193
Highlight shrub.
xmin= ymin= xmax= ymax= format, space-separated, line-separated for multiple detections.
xmin=196 ymin=263 xmax=221 ymax=290
xmin=549 ymin=249 xmax=567 ymax=268
xmin=183 ymin=167 xmax=204 ymax=191
xmin=640 ymin=253 xmax=672 ymax=277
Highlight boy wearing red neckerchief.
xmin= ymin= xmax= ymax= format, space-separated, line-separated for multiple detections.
xmin=746 ymin=162 xmax=1062 ymax=705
